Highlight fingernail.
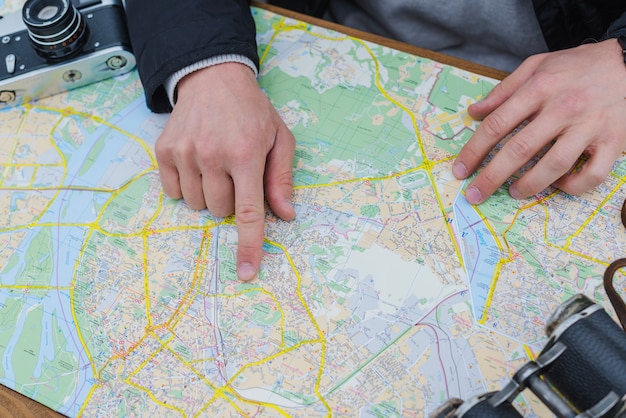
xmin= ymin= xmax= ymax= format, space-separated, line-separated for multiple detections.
xmin=452 ymin=162 xmax=468 ymax=179
xmin=509 ymin=185 xmax=522 ymax=200
xmin=237 ymin=262 xmax=258 ymax=281
xmin=465 ymin=186 xmax=482 ymax=205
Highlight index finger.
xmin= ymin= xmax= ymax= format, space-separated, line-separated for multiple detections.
xmin=465 ymin=108 xmax=567 ymax=204
xmin=453 ymin=56 xmax=545 ymax=181
xmin=232 ymin=162 xmax=266 ymax=281
xmin=453 ymin=85 xmax=538 ymax=182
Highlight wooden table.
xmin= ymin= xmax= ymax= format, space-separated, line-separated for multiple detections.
xmin=0 ymin=385 xmax=64 ymax=417
xmin=0 ymin=2 xmax=506 ymax=416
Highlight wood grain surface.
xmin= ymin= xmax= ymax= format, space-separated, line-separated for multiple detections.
xmin=0 ymin=3 xmax=506 ymax=416
xmin=0 ymin=384 xmax=64 ymax=417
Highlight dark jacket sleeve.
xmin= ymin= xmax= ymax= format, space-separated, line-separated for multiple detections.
xmin=125 ymin=0 xmax=259 ymax=113
xmin=532 ymin=0 xmax=626 ymax=51
xmin=604 ymin=11 xmax=626 ymax=38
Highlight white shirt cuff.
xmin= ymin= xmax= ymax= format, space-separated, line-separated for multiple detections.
xmin=164 ymin=54 xmax=258 ymax=106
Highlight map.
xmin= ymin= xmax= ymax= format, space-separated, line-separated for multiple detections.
xmin=1 ymin=4 xmax=626 ymax=417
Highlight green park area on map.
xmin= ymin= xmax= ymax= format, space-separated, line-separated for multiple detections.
xmin=0 ymin=4 xmax=625 ymax=417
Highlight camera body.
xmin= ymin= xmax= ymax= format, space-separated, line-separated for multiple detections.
xmin=0 ymin=0 xmax=135 ymax=106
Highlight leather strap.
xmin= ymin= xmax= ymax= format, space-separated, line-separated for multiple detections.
xmin=602 ymin=198 xmax=626 ymax=331
xmin=603 ymin=258 xmax=626 ymax=330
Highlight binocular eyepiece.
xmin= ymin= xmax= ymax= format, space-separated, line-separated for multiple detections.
xmin=431 ymin=294 xmax=626 ymax=418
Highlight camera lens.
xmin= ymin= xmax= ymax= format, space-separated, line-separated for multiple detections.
xmin=22 ymin=0 xmax=89 ymax=60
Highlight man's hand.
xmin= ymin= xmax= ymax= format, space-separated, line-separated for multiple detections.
xmin=453 ymin=38 xmax=626 ymax=204
xmin=155 ymin=62 xmax=296 ymax=281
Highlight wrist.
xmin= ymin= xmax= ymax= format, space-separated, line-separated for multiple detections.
xmin=176 ymin=62 xmax=258 ymax=104
xmin=165 ymin=55 xmax=257 ymax=106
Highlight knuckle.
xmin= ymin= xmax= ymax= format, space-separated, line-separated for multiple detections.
xmin=482 ymin=113 xmax=508 ymax=138
xmin=160 ymin=138 xmax=196 ymax=163
xmin=528 ymin=72 xmax=557 ymax=96
xmin=559 ymin=92 xmax=586 ymax=115
xmin=506 ymin=135 xmax=533 ymax=160
xmin=477 ymin=168 xmax=502 ymax=190
xmin=525 ymin=54 xmax=544 ymax=66
xmin=233 ymin=143 xmax=259 ymax=162
xmin=154 ymin=138 xmax=173 ymax=162
xmin=236 ymin=202 xmax=265 ymax=225
xmin=196 ymin=147 xmax=219 ymax=167
xmin=186 ymin=198 xmax=207 ymax=211
xmin=458 ymin=142 xmax=483 ymax=163
xmin=160 ymin=181 xmax=182 ymax=199
xmin=210 ymin=203 xmax=235 ymax=218
xmin=161 ymin=188 xmax=178 ymax=200
xmin=548 ymin=152 xmax=574 ymax=174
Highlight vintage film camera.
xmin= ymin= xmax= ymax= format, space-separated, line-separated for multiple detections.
xmin=0 ymin=0 xmax=135 ymax=106
xmin=431 ymin=291 xmax=626 ymax=418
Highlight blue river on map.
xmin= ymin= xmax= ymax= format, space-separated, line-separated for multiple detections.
xmin=0 ymin=223 xmax=94 ymax=411
xmin=453 ymin=191 xmax=502 ymax=324
xmin=0 ymin=95 xmax=155 ymax=416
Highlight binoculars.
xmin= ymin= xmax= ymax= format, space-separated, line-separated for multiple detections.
xmin=432 ymin=290 xmax=626 ymax=418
